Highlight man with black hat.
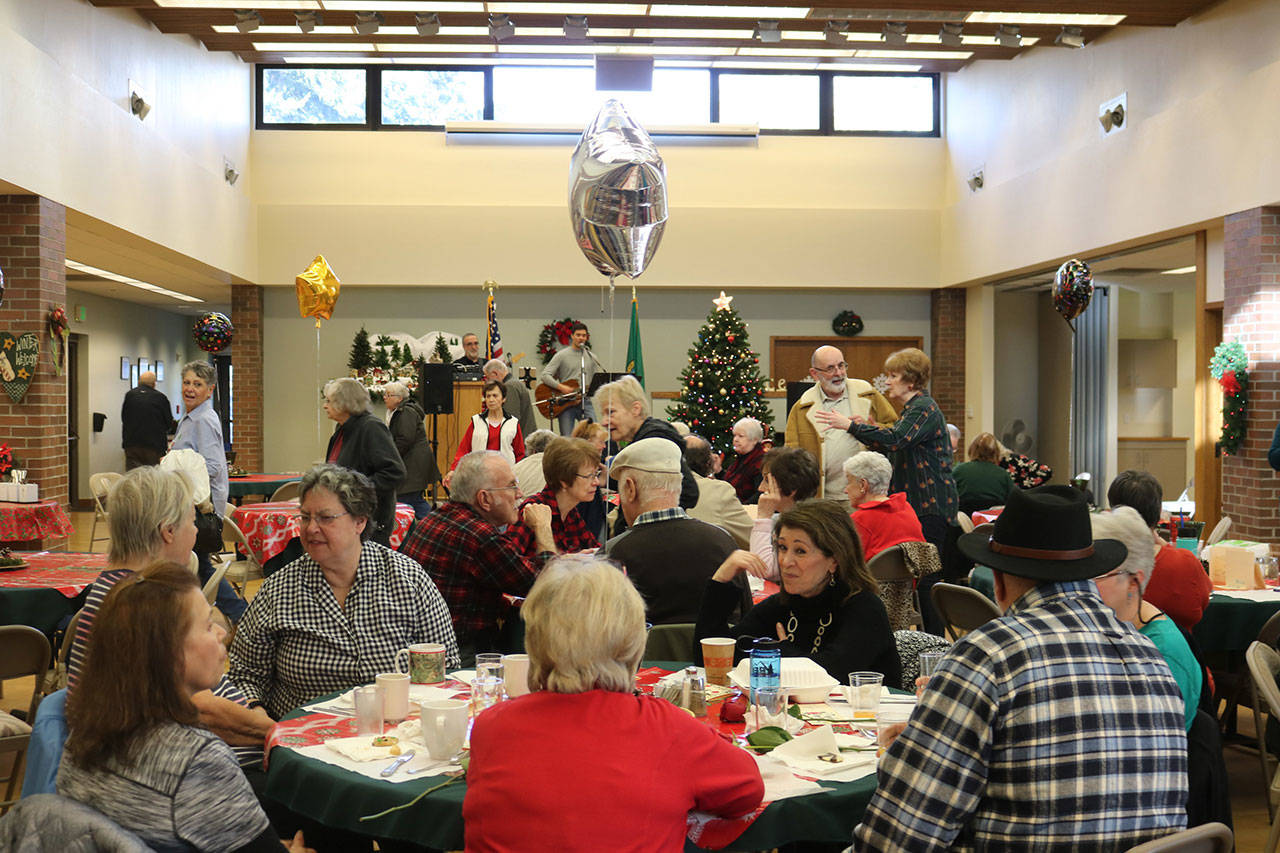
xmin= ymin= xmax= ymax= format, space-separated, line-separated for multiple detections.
xmin=854 ymin=485 xmax=1189 ymax=851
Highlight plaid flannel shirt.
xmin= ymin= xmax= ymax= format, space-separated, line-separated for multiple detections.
xmin=399 ymin=501 xmax=548 ymax=647
xmin=506 ymin=487 xmax=598 ymax=556
xmin=228 ymin=540 xmax=458 ymax=719
xmin=855 ymin=581 xmax=1188 ymax=852
xmin=851 ymin=392 xmax=958 ymax=520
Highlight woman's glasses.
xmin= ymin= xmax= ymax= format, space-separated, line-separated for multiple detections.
xmin=295 ymin=512 xmax=350 ymax=527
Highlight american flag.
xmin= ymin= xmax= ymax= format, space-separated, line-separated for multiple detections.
xmin=486 ymin=290 xmax=503 ymax=360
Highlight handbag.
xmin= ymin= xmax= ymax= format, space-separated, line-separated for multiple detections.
xmin=194 ymin=508 xmax=224 ymax=555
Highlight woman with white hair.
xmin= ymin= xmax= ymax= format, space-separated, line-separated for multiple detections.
xmin=382 ymin=381 xmax=437 ymax=518
xmin=592 ymin=375 xmax=697 ymax=511
xmin=323 ymin=377 xmax=406 ymax=546
xmin=463 ymin=555 xmax=763 ymax=850
xmin=844 ymin=450 xmax=925 ymax=561
xmin=721 ymin=417 xmax=766 ymax=503
xmin=1091 ymin=507 xmax=1202 ymax=731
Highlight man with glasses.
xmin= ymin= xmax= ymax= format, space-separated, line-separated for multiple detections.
xmin=399 ymin=450 xmax=556 ymax=664
xmin=785 ymin=345 xmax=897 ymax=507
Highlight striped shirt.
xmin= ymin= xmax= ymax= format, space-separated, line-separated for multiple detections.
xmin=855 ymin=581 xmax=1188 ymax=852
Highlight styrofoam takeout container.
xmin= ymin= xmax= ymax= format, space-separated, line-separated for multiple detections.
xmin=727 ymin=657 xmax=838 ymax=704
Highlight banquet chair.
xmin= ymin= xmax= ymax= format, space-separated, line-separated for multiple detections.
xmin=1248 ymin=640 xmax=1280 ymax=852
xmin=1205 ymin=516 xmax=1233 ymax=548
xmin=270 ymin=481 xmax=301 ymax=502
xmin=867 ymin=546 xmax=922 ymax=632
xmin=41 ymin=608 xmax=83 ymax=696
xmin=0 ymin=626 xmax=51 ymax=814
xmin=1251 ymin=612 xmax=1280 ymax=818
xmin=893 ymin=630 xmax=949 ymax=691
xmin=930 ymin=582 xmax=1002 ymax=641
xmin=217 ymin=516 xmax=262 ymax=593
xmin=1124 ymin=821 xmax=1232 ymax=853
xmin=86 ymin=472 xmax=121 ymax=553
xmin=201 ymin=561 xmax=228 ymax=606
xmin=955 ymin=512 xmax=974 ymax=534
xmin=645 ymin=623 xmax=695 ymax=662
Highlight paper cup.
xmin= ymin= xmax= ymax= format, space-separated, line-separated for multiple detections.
xmin=376 ymin=672 xmax=410 ymax=722
xmin=701 ymin=637 xmax=735 ymax=686
xmin=396 ymin=643 xmax=446 ymax=684
xmin=502 ymin=653 xmax=531 ymax=698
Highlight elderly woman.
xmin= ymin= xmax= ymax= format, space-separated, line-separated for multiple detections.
xmin=505 ymin=438 xmax=601 ymax=557
xmin=172 ymin=360 xmax=227 ymax=520
xmin=59 ymin=562 xmax=311 ymax=852
xmin=572 ymin=420 xmax=609 ymax=456
xmin=593 ymin=375 xmax=697 ymax=511
xmin=697 ymin=500 xmax=900 ymax=686
xmin=464 ymin=556 xmax=763 ymax=850
xmin=953 ymin=432 xmax=1014 ymax=515
xmin=382 ymin=381 xmax=438 ymax=519
xmin=447 ymin=380 xmax=526 ymax=484
xmin=229 ymin=464 xmax=458 ymax=719
xmin=749 ymin=446 xmax=820 ymax=582
xmin=845 ymin=450 xmax=925 ymax=561
xmin=721 ymin=417 xmax=766 ymax=503
xmin=1091 ymin=507 xmax=1203 ymax=731
xmin=324 ymin=377 xmax=406 ymax=546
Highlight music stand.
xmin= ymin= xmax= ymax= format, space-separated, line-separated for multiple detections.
xmin=586 ymin=372 xmax=635 ymax=399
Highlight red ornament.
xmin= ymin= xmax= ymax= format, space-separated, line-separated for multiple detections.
xmin=1220 ymin=370 xmax=1241 ymax=397
xmin=726 ymin=334 xmax=735 ymax=342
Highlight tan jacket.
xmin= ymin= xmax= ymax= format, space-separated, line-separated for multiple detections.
xmin=688 ymin=473 xmax=753 ymax=549
xmin=785 ymin=380 xmax=899 ymax=495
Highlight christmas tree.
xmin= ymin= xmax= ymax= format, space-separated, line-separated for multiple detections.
xmin=433 ymin=333 xmax=453 ymax=364
xmin=400 ymin=342 xmax=414 ymax=366
xmin=666 ymin=291 xmax=773 ymax=457
xmin=373 ymin=346 xmax=391 ymax=370
xmin=348 ymin=326 xmax=373 ymax=373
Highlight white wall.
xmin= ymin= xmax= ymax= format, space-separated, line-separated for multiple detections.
xmin=261 ymin=285 xmax=931 ymax=470
xmin=993 ymin=290 xmax=1040 ymax=456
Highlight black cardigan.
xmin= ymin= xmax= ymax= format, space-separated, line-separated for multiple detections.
xmin=326 ymin=411 xmax=406 ymax=545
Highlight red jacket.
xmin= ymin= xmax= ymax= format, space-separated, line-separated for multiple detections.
xmin=851 ymin=492 xmax=926 ymax=561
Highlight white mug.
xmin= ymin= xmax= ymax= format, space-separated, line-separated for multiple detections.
xmin=376 ymin=672 xmax=410 ymax=722
xmin=419 ymin=699 xmax=469 ymax=760
xmin=502 ymin=653 xmax=531 ymax=698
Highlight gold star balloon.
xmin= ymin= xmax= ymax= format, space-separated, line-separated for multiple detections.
xmin=296 ymin=255 xmax=341 ymax=328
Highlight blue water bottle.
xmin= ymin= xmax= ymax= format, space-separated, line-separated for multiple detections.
xmin=749 ymin=638 xmax=782 ymax=695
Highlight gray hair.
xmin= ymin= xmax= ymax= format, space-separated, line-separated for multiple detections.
xmin=525 ymin=429 xmax=557 ymax=456
xmin=524 ymin=555 xmax=645 ymax=694
xmin=1090 ymin=506 xmax=1154 ymax=593
xmin=617 ymin=468 xmax=681 ymax=501
xmin=734 ymin=417 xmax=763 ymax=443
xmin=299 ymin=464 xmax=377 ymax=538
xmin=947 ymin=423 xmax=960 ymax=441
xmin=382 ymin=381 xmax=409 ymax=400
xmin=181 ymin=360 xmax=215 ymax=386
xmin=451 ymin=451 xmax=505 ymax=506
xmin=843 ymin=451 xmax=893 ymax=497
xmin=108 ymin=467 xmax=193 ymax=565
xmin=482 ymin=359 xmax=508 ymax=377
xmin=669 ymin=421 xmax=691 ymax=438
xmin=591 ymin=374 xmax=651 ymax=420
xmin=323 ymin=377 xmax=373 ymax=416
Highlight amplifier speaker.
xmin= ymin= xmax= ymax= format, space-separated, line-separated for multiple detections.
xmin=418 ymin=363 xmax=454 ymax=415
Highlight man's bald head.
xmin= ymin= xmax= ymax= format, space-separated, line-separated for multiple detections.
xmin=139 ymin=371 xmax=157 ymax=387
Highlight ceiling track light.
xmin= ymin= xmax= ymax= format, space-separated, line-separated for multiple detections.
xmin=129 ymin=92 xmax=151 ymax=121
xmin=354 ymin=11 xmax=384 ymax=35
xmin=881 ymin=21 xmax=908 ymax=47
xmin=753 ymin=19 xmax=781 ymax=43
xmin=823 ymin=21 xmax=848 ymax=46
xmin=563 ymin=14 xmax=589 ymax=39
xmin=995 ymin=24 xmax=1022 ymax=48
xmin=1055 ymin=25 xmax=1085 ymax=48
xmin=415 ymin=12 xmax=440 ymax=36
xmin=233 ymin=9 xmax=263 ymax=33
xmin=939 ymin=22 xmax=963 ymax=47
xmin=489 ymin=13 xmax=514 ymax=40
xmin=294 ymin=10 xmax=322 ymax=33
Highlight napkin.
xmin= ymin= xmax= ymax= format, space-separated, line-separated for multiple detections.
xmin=770 ymin=725 xmax=877 ymax=782
xmin=324 ymin=736 xmax=404 ymax=763
xmin=753 ymin=754 xmax=826 ymax=800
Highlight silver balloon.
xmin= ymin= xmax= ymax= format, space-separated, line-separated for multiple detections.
xmin=568 ymin=99 xmax=668 ymax=279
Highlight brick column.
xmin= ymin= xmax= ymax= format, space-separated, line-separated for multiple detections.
xmin=230 ymin=284 xmax=263 ymax=472
xmin=0 ymin=196 xmax=68 ymax=534
xmin=931 ymin=288 xmax=966 ymax=458
xmin=1221 ymin=206 xmax=1280 ymax=542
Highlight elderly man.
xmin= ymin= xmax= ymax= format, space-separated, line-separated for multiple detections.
xmin=683 ymin=434 xmax=752 ymax=549
xmin=605 ymin=438 xmax=746 ymax=625
xmin=514 ymin=428 xmax=557 ymax=497
xmin=484 ymin=358 xmax=537 ymax=436
xmin=121 ymin=370 xmax=175 ymax=470
xmin=399 ymin=451 xmax=555 ymax=663
xmin=720 ymin=417 xmax=765 ymax=504
xmin=456 ymin=332 xmax=483 ymax=367
xmin=785 ymin=345 xmax=896 ymax=506
xmin=855 ymin=485 xmax=1188 ymax=851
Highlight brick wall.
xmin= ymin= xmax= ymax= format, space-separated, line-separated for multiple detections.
xmin=931 ymin=288 xmax=966 ymax=458
xmin=1221 ymin=206 xmax=1280 ymax=542
xmin=0 ymin=195 xmax=68 ymax=531
xmin=230 ymin=284 xmax=263 ymax=472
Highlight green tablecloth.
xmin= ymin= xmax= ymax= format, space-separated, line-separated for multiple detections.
xmin=0 ymin=586 xmax=89 ymax=638
xmin=264 ymin=663 xmax=880 ymax=851
xmin=227 ymin=474 xmax=300 ymax=500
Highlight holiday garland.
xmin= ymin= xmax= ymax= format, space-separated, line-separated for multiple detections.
xmin=537 ymin=317 xmax=582 ymax=364
xmin=1209 ymin=339 xmax=1248 ymax=456
xmin=832 ymin=310 xmax=864 ymax=337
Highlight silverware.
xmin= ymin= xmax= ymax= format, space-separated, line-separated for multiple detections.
xmin=311 ymin=705 xmax=356 ymax=717
xmin=380 ymin=750 xmax=415 ymax=777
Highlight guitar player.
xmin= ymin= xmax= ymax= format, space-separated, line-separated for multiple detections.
xmin=538 ymin=321 xmax=598 ymax=435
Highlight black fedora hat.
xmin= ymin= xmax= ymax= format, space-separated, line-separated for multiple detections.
xmin=958 ymin=485 xmax=1126 ymax=581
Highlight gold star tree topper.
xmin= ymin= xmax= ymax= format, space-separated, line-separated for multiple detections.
xmin=712 ymin=291 xmax=734 ymax=311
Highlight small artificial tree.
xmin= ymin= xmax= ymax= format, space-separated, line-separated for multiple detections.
xmin=373 ymin=346 xmax=392 ymax=370
xmin=666 ymin=292 xmax=773 ymax=457
xmin=433 ymin=333 xmax=453 ymax=364
xmin=400 ymin=342 xmax=414 ymax=366
xmin=348 ymin=326 xmax=374 ymax=373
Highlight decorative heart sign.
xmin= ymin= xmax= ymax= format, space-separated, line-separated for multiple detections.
xmin=0 ymin=333 xmax=40 ymax=403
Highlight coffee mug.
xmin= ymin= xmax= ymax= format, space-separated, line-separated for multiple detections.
xmin=502 ymin=653 xmax=531 ymax=698
xmin=376 ymin=672 xmax=410 ymax=722
xmin=396 ymin=643 xmax=446 ymax=684
xmin=419 ymin=699 xmax=469 ymax=760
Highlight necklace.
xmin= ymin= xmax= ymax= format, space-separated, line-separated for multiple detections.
xmin=786 ymin=610 xmax=835 ymax=655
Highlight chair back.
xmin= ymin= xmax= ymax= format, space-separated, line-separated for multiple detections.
xmin=644 ymin=623 xmax=695 ymax=662
xmin=1247 ymin=641 xmax=1280 ymax=822
xmin=955 ymin=512 xmax=974 ymax=533
xmin=270 ymin=481 xmax=301 ymax=502
xmin=201 ymin=561 xmax=228 ymax=606
xmin=868 ymin=546 xmax=921 ymax=631
xmin=1123 ymin=821 xmax=1233 ymax=852
xmin=893 ymin=629 xmax=949 ymax=691
xmin=931 ymin=582 xmax=1002 ymax=641
xmin=87 ymin=472 xmax=120 ymax=512
xmin=1205 ymin=516 xmax=1232 ymax=547
xmin=0 ymin=627 xmax=50 ymax=722
xmin=0 ymin=793 xmax=151 ymax=851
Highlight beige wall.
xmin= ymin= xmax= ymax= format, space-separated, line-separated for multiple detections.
xmin=993 ymin=290 xmax=1040 ymax=457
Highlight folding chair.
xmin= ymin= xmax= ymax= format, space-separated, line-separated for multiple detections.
xmin=87 ymin=472 xmax=121 ymax=553
xmin=1124 ymin=822 xmax=1232 ymax=853
xmin=1248 ymin=641 xmax=1280 ymax=853
xmin=868 ymin=545 xmax=921 ymax=632
xmin=269 ymin=481 xmax=301 ymax=502
xmin=0 ymin=626 xmax=52 ymax=814
xmin=931 ymin=581 xmax=1002 ymax=641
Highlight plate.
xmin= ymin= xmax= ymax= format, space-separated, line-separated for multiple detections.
xmin=0 ymin=561 xmax=28 ymax=572
xmin=727 ymin=657 xmax=838 ymax=704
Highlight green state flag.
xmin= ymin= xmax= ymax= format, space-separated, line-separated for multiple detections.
xmin=626 ymin=293 xmax=645 ymax=388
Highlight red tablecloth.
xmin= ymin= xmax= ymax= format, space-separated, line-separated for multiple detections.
xmin=0 ymin=500 xmax=73 ymax=543
xmin=0 ymin=551 xmax=109 ymax=597
xmin=231 ymin=500 xmax=416 ymax=566
xmin=971 ymin=508 xmax=1003 ymax=525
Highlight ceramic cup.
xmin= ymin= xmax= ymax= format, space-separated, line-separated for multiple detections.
xmin=396 ymin=642 xmax=446 ymax=684
xmin=501 ymin=653 xmax=531 ymax=698
xmin=376 ymin=672 xmax=410 ymax=722
xmin=419 ymin=699 xmax=469 ymax=760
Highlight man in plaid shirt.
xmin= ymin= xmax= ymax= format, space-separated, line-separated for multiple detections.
xmin=855 ymin=485 xmax=1188 ymax=852
xmin=400 ymin=451 xmax=555 ymax=664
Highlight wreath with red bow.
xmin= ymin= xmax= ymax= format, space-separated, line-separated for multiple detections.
xmin=1209 ymin=339 xmax=1248 ymax=456
xmin=537 ymin=317 xmax=582 ymax=365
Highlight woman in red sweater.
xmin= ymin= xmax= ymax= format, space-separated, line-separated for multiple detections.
xmin=463 ymin=555 xmax=763 ymax=852
xmin=844 ymin=450 xmax=925 ymax=560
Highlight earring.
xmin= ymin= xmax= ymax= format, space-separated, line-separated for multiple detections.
xmin=828 ymin=572 xmax=836 ymax=587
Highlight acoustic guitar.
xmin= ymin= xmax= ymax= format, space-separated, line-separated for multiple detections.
xmin=535 ymin=379 xmax=582 ymax=419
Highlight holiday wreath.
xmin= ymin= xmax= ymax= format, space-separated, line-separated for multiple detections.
xmin=1209 ymin=339 xmax=1249 ymax=456
xmin=538 ymin=317 xmax=582 ymax=364
xmin=832 ymin=310 xmax=864 ymax=337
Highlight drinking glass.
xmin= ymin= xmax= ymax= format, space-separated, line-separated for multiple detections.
xmin=471 ymin=675 xmax=506 ymax=716
xmin=353 ymin=685 xmax=385 ymax=736
xmin=918 ymin=650 xmax=945 ymax=680
xmin=848 ymin=672 xmax=883 ymax=721
xmin=748 ymin=687 xmax=788 ymax=732
xmin=475 ymin=653 xmax=505 ymax=682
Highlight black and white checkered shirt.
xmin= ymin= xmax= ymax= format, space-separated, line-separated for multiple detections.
xmin=228 ymin=540 xmax=459 ymax=719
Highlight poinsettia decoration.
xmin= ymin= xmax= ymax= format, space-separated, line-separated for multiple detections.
xmin=0 ymin=443 xmax=16 ymax=476
xmin=1209 ymin=339 xmax=1249 ymax=456
xmin=537 ymin=317 xmax=583 ymax=365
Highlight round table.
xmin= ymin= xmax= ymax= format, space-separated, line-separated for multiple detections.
xmin=230 ymin=501 xmax=416 ymax=567
xmin=0 ymin=500 xmax=73 ymax=547
xmin=227 ymin=473 xmax=301 ymax=502
xmin=0 ymin=551 xmax=108 ymax=637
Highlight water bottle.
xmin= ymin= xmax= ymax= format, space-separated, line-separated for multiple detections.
xmin=749 ymin=638 xmax=782 ymax=696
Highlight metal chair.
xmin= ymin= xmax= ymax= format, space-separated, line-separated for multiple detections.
xmin=955 ymin=512 xmax=974 ymax=534
xmin=41 ymin=608 xmax=83 ymax=696
xmin=217 ymin=516 xmax=261 ymax=593
xmin=867 ymin=545 xmax=921 ymax=632
xmin=1205 ymin=516 xmax=1232 ymax=548
xmin=269 ymin=481 xmax=301 ymax=502
xmin=0 ymin=626 xmax=52 ymax=814
xmin=1124 ymin=822 xmax=1233 ymax=853
xmin=1249 ymin=640 xmax=1280 ymax=853
xmin=930 ymin=581 xmax=1002 ymax=641
xmin=86 ymin=472 xmax=121 ymax=553
xmin=201 ymin=561 xmax=229 ymax=606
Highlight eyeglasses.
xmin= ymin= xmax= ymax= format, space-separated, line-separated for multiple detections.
xmin=1093 ymin=569 xmax=1127 ymax=584
xmin=813 ymin=361 xmax=847 ymax=376
xmin=575 ymin=470 xmax=603 ymax=482
xmin=295 ymin=512 xmax=349 ymax=527
xmin=484 ymin=483 xmax=521 ymax=496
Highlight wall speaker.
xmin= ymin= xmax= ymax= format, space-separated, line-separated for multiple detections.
xmin=418 ymin=363 xmax=454 ymax=415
